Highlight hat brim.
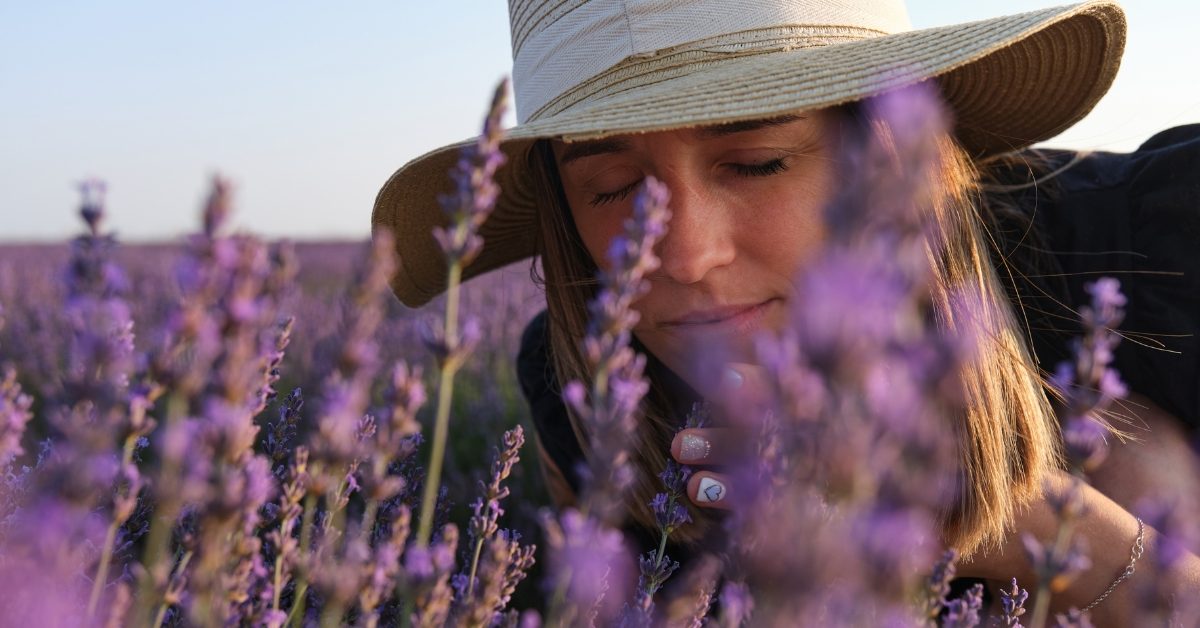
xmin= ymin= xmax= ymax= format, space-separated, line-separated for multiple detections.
xmin=373 ymin=1 xmax=1125 ymax=307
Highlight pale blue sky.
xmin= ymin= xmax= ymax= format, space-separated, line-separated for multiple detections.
xmin=2 ymin=1 xmax=1196 ymax=241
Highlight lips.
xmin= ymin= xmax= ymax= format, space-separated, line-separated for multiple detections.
xmin=661 ymin=299 xmax=779 ymax=329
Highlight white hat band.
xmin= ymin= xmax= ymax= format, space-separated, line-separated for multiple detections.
xmin=511 ymin=0 xmax=915 ymax=123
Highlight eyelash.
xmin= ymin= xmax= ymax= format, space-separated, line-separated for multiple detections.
xmin=587 ymin=157 xmax=790 ymax=206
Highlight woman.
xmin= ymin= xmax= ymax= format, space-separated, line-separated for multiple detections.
xmin=373 ymin=0 xmax=1200 ymax=621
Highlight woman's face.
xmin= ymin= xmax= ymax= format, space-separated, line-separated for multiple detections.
xmin=552 ymin=111 xmax=839 ymax=381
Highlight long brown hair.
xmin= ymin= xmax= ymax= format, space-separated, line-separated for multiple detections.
xmin=526 ymin=105 xmax=1063 ymax=558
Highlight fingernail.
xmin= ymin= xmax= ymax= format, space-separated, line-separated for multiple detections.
xmin=696 ymin=477 xmax=726 ymax=504
xmin=723 ymin=367 xmax=744 ymax=390
xmin=679 ymin=434 xmax=711 ymax=462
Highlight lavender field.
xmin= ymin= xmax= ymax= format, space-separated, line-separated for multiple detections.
xmin=1 ymin=81 xmax=1197 ymax=627
xmin=0 ymin=210 xmax=556 ymax=624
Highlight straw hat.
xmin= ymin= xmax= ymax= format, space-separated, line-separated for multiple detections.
xmin=373 ymin=0 xmax=1126 ymax=307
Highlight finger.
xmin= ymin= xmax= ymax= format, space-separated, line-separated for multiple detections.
xmin=687 ymin=471 xmax=733 ymax=510
xmin=712 ymin=362 xmax=773 ymax=426
xmin=670 ymin=428 xmax=751 ymax=465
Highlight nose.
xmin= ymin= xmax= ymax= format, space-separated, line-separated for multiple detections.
xmin=654 ymin=174 xmax=736 ymax=285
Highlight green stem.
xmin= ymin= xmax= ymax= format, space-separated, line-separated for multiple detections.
xmin=136 ymin=393 xmax=187 ymax=626
xmin=87 ymin=432 xmax=139 ymax=619
xmin=1029 ymin=498 xmax=1078 ymax=628
xmin=356 ymin=455 xmax=390 ymax=547
xmin=401 ymin=598 xmax=414 ymax=628
xmin=359 ymin=500 xmax=380 ymax=545
xmin=654 ymin=528 xmax=669 ymax=568
xmin=287 ymin=494 xmax=317 ymax=628
xmin=319 ymin=602 xmax=345 ymax=628
xmin=272 ymin=539 xmax=285 ymax=614
xmin=151 ymin=550 xmax=193 ymax=628
xmin=546 ymin=565 xmax=574 ymax=627
xmin=466 ymin=537 xmax=485 ymax=600
xmin=416 ymin=261 xmax=463 ymax=547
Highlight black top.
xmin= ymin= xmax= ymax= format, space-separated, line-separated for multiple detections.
xmin=519 ymin=124 xmax=1200 ymax=500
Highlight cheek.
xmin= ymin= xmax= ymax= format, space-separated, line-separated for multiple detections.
xmin=571 ymin=209 xmax=628 ymax=271
xmin=736 ymin=182 xmax=831 ymax=280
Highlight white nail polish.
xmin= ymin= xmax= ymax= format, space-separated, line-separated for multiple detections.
xmin=723 ymin=367 xmax=744 ymax=390
xmin=696 ymin=477 xmax=726 ymax=503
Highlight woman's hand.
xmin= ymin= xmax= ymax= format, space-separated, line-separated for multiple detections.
xmin=669 ymin=363 xmax=768 ymax=510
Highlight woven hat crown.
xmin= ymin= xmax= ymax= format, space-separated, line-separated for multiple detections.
xmin=510 ymin=0 xmax=917 ymax=124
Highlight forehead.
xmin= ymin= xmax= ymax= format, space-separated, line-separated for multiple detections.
xmin=554 ymin=114 xmax=811 ymax=166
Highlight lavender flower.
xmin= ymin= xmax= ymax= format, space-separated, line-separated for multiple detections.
xmin=1053 ymin=607 xmax=1095 ymax=628
xmin=1132 ymin=497 xmax=1200 ymax=621
xmin=1053 ymin=278 xmax=1129 ymax=472
xmin=460 ymin=529 xmax=536 ymax=626
xmin=463 ymin=425 xmax=526 ymax=600
xmin=264 ymin=387 xmax=304 ymax=477
xmin=564 ymin=176 xmax=671 ymax=524
xmin=1022 ymin=531 xmax=1091 ymax=594
xmin=1028 ymin=279 xmax=1127 ymax=626
xmin=417 ymin=78 xmax=510 ymax=548
xmin=715 ymin=580 xmax=754 ymax=628
xmin=709 ymin=84 xmax=967 ymax=623
xmin=630 ymin=549 xmax=680 ymax=619
xmin=267 ymin=446 xmax=308 ymax=617
xmin=0 ymin=364 xmax=32 ymax=468
xmin=941 ymin=583 xmax=984 ymax=628
xmin=407 ymin=524 xmax=460 ymax=628
xmin=433 ymin=78 xmax=509 ymax=268
xmin=922 ymin=549 xmax=957 ymax=620
xmin=358 ymin=506 xmax=410 ymax=628
xmin=542 ymin=508 xmax=633 ymax=625
xmin=996 ymin=577 xmax=1030 ymax=626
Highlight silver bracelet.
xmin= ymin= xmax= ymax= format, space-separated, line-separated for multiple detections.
xmin=1081 ymin=517 xmax=1145 ymax=613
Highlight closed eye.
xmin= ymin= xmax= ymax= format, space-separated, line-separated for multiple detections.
xmin=729 ymin=157 xmax=789 ymax=177
xmin=589 ymin=180 xmax=641 ymax=207
xmin=587 ymin=157 xmax=790 ymax=206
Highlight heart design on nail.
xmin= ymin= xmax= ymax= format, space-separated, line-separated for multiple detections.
xmin=697 ymin=477 xmax=725 ymax=503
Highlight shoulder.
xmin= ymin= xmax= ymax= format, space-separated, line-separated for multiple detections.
xmin=999 ymin=125 xmax=1200 ymax=431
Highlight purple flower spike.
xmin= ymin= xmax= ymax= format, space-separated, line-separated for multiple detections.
xmin=1054 ymin=277 xmax=1128 ymax=471
xmin=716 ymin=580 xmax=754 ymax=627
xmin=77 ymin=178 xmax=107 ymax=234
xmin=999 ymin=578 xmax=1030 ymax=627
xmin=462 ymin=426 xmax=528 ymax=603
xmin=1063 ymin=416 xmax=1109 ymax=473
xmin=202 ymin=175 xmax=233 ymax=238
xmin=923 ymin=549 xmax=957 ymax=619
xmin=542 ymin=508 xmax=632 ymax=623
xmin=1053 ymin=607 xmax=1096 ymax=628
xmin=942 ymin=583 xmax=984 ymax=628
xmin=1022 ymin=532 xmax=1091 ymax=593
xmin=0 ymin=365 xmax=33 ymax=468
xmin=434 ymin=79 xmax=509 ymax=267
xmin=566 ymin=177 xmax=671 ymax=524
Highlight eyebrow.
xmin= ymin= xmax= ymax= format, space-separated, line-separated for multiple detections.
xmin=696 ymin=114 xmax=806 ymax=139
xmin=558 ymin=138 xmax=631 ymax=167
xmin=557 ymin=114 xmax=807 ymax=167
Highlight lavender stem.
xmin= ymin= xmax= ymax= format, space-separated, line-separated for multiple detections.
xmin=1029 ymin=500 xmax=1078 ymax=628
xmin=286 ymin=493 xmax=317 ymax=627
xmin=135 ymin=393 xmax=188 ymax=625
xmin=86 ymin=431 xmax=142 ymax=618
xmin=151 ymin=549 xmax=193 ymax=628
xmin=416 ymin=261 xmax=464 ymax=547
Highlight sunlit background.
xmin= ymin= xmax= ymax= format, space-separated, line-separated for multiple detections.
xmin=3 ymin=1 xmax=1196 ymax=241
